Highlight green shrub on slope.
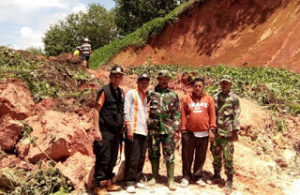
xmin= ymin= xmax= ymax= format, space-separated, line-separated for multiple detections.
xmin=128 ymin=64 xmax=300 ymax=115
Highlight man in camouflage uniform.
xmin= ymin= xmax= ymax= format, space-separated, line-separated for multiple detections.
xmin=147 ymin=70 xmax=181 ymax=191
xmin=210 ymin=75 xmax=241 ymax=194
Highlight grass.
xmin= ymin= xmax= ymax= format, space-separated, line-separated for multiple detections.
xmin=0 ymin=46 xmax=99 ymax=103
xmin=89 ymin=0 xmax=200 ymax=69
xmin=127 ymin=64 xmax=300 ymax=115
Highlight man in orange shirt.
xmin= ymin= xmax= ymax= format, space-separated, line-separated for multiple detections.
xmin=180 ymin=78 xmax=216 ymax=187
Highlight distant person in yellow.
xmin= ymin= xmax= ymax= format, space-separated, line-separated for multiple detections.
xmin=73 ymin=46 xmax=81 ymax=59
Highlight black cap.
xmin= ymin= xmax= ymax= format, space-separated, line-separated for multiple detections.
xmin=138 ymin=73 xmax=150 ymax=81
xmin=110 ymin=65 xmax=125 ymax=75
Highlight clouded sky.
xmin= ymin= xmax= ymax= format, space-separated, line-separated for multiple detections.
xmin=0 ymin=0 xmax=115 ymax=50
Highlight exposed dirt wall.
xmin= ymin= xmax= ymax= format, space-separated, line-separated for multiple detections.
xmin=111 ymin=0 xmax=300 ymax=73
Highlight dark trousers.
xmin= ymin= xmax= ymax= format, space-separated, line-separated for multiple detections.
xmin=182 ymin=131 xmax=209 ymax=182
xmin=124 ymin=134 xmax=148 ymax=185
xmin=93 ymin=130 xmax=120 ymax=186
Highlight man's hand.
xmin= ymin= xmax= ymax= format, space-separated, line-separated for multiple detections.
xmin=95 ymin=129 xmax=102 ymax=141
xmin=231 ymin=131 xmax=239 ymax=142
xmin=126 ymin=124 xmax=133 ymax=141
xmin=174 ymin=131 xmax=180 ymax=141
xmin=209 ymin=130 xmax=215 ymax=142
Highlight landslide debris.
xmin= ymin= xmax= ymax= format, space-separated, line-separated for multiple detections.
xmin=0 ymin=46 xmax=100 ymax=111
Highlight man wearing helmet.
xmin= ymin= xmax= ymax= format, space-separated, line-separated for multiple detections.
xmin=81 ymin=37 xmax=92 ymax=68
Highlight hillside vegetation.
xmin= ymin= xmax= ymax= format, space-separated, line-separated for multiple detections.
xmin=127 ymin=64 xmax=300 ymax=116
xmin=0 ymin=47 xmax=99 ymax=110
xmin=90 ymin=0 xmax=200 ymax=69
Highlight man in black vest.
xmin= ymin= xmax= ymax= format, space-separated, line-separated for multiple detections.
xmin=93 ymin=65 xmax=125 ymax=195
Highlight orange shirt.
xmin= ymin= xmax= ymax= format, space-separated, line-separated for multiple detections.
xmin=181 ymin=93 xmax=216 ymax=132
xmin=96 ymin=92 xmax=105 ymax=109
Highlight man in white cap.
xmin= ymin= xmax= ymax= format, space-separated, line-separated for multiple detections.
xmin=81 ymin=37 xmax=92 ymax=68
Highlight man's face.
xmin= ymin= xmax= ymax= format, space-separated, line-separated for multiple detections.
xmin=193 ymin=81 xmax=204 ymax=97
xmin=157 ymin=77 xmax=170 ymax=89
xmin=110 ymin=73 xmax=123 ymax=86
xmin=137 ymin=78 xmax=150 ymax=92
xmin=220 ymin=81 xmax=232 ymax=94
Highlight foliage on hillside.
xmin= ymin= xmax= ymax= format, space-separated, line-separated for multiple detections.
xmin=127 ymin=64 xmax=300 ymax=115
xmin=114 ymin=0 xmax=189 ymax=36
xmin=0 ymin=166 xmax=73 ymax=195
xmin=90 ymin=0 xmax=200 ymax=69
xmin=0 ymin=46 xmax=99 ymax=104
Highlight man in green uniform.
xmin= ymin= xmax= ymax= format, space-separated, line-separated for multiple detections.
xmin=210 ymin=75 xmax=241 ymax=194
xmin=147 ymin=70 xmax=181 ymax=191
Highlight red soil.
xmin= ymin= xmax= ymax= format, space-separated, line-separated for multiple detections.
xmin=110 ymin=0 xmax=300 ymax=74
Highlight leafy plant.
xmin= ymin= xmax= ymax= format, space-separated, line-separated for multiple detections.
xmin=127 ymin=64 xmax=300 ymax=115
xmin=6 ymin=167 xmax=73 ymax=195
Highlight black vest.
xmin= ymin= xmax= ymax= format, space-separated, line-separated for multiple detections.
xmin=98 ymin=84 xmax=124 ymax=133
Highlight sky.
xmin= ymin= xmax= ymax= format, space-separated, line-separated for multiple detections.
xmin=0 ymin=0 xmax=115 ymax=50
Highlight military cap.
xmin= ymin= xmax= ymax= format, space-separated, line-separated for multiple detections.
xmin=110 ymin=65 xmax=126 ymax=75
xmin=220 ymin=75 xmax=233 ymax=83
xmin=138 ymin=73 xmax=150 ymax=80
xmin=157 ymin=70 xmax=171 ymax=78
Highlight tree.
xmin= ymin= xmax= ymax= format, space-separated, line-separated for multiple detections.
xmin=43 ymin=4 xmax=116 ymax=56
xmin=114 ymin=0 xmax=189 ymax=35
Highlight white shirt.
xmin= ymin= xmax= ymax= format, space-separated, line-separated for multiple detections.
xmin=124 ymin=89 xmax=148 ymax=136
xmin=193 ymin=131 xmax=209 ymax=138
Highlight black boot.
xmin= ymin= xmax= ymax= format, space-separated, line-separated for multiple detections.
xmin=208 ymin=171 xmax=221 ymax=185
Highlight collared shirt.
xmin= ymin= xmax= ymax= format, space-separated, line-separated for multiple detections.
xmin=124 ymin=88 xmax=148 ymax=136
xmin=214 ymin=91 xmax=241 ymax=137
xmin=148 ymin=85 xmax=181 ymax=135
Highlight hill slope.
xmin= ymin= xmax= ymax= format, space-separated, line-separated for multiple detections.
xmin=97 ymin=0 xmax=300 ymax=73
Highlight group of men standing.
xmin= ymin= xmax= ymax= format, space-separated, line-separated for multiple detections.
xmin=92 ymin=65 xmax=240 ymax=195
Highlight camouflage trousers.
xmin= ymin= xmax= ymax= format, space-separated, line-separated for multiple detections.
xmin=148 ymin=133 xmax=175 ymax=163
xmin=210 ymin=136 xmax=234 ymax=176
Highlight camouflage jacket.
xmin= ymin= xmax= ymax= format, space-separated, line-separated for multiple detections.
xmin=147 ymin=85 xmax=181 ymax=135
xmin=214 ymin=92 xmax=241 ymax=137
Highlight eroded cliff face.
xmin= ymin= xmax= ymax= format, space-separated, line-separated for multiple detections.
xmin=111 ymin=0 xmax=300 ymax=73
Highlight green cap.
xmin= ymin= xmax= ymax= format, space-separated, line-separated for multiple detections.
xmin=157 ymin=70 xmax=171 ymax=78
xmin=220 ymin=75 xmax=233 ymax=83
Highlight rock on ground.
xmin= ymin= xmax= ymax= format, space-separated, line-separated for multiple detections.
xmin=55 ymin=152 xmax=95 ymax=191
xmin=0 ymin=79 xmax=35 ymax=120
xmin=17 ymin=110 xmax=94 ymax=163
xmin=0 ymin=116 xmax=24 ymax=151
